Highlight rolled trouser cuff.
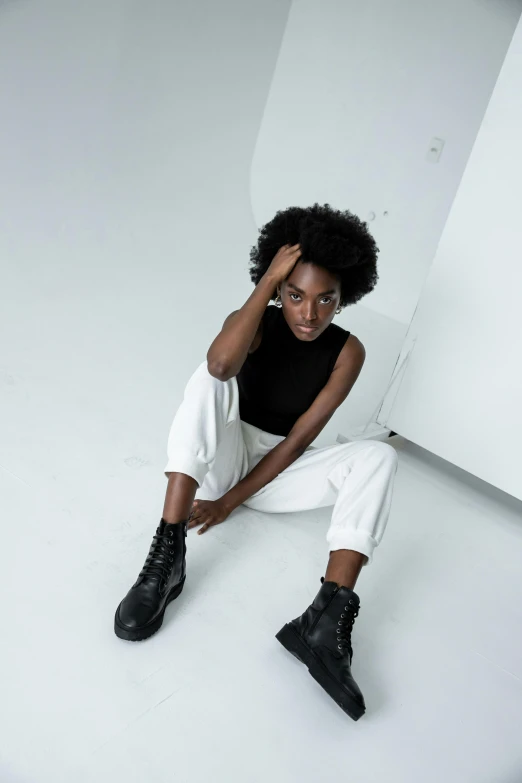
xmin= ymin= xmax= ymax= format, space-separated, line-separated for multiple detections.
xmin=163 ymin=450 xmax=208 ymax=487
xmin=326 ymin=528 xmax=377 ymax=565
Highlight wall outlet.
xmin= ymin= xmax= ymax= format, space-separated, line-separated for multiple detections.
xmin=426 ymin=137 xmax=445 ymax=163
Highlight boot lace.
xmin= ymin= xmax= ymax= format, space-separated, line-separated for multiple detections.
xmin=139 ymin=527 xmax=176 ymax=586
xmin=336 ymin=599 xmax=359 ymax=658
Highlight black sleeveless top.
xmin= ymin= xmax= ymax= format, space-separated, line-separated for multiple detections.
xmin=237 ymin=305 xmax=350 ymax=436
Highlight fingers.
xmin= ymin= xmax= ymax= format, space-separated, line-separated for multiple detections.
xmin=187 ymin=507 xmax=201 ymax=529
xmin=188 ymin=504 xmax=209 ymax=532
xmin=188 ymin=500 xmax=221 ymax=534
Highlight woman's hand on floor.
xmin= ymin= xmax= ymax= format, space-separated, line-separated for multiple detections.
xmin=188 ymin=499 xmax=231 ymax=534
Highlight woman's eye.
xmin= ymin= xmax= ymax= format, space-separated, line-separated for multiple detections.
xmin=289 ymin=293 xmax=332 ymax=304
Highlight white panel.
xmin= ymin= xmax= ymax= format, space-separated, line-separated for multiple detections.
xmin=385 ymin=15 xmax=522 ymax=501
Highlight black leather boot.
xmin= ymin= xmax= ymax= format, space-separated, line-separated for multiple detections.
xmin=114 ymin=518 xmax=188 ymax=642
xmin=276 ymin=579 xmax=365 ymax=720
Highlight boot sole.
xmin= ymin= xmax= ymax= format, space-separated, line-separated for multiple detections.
xmin=275 ymin=623 xmax=365 ymax=721
xmin=114 ymin=577 xmax=186 ymax=642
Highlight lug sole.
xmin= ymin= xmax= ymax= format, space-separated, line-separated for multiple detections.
xmin=275 ymin=622 xmax=365 ymax=721
xmin=114 ymin=577 xmax=186 ymax=642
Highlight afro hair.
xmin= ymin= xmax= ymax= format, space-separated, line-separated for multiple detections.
xmin=248 ymin=203 xmax=379 ymax=308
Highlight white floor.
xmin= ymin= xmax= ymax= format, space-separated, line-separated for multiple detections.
xmin=2 ymin=433 xmax=522 ymax=783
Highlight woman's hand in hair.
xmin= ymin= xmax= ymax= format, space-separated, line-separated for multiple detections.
xmin=265 ymin=243 xmax=302 ymax=284
xmin=187 ymin=499 xmax=231 ymax=535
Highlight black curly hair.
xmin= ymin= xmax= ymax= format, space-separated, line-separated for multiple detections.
xmin=248 ymin=203 xmax=379 ymax=308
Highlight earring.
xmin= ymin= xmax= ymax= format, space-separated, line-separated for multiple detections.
xmin=335 ymin=306 xmax=342 ymax=314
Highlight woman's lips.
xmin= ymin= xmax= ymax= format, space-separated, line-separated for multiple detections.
xmin=296 ymin=325 xmax=318 ymax=333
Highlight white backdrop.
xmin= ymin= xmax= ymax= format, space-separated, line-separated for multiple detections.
xmin=0 ymin=0 xmax=291 ymax=505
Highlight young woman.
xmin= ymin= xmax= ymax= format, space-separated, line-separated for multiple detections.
xmin=114 ymin=203 xmax=398 ymax=721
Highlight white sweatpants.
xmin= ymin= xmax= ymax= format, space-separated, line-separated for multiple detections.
xmin=164 ymin=360 xmax=398 ymax=564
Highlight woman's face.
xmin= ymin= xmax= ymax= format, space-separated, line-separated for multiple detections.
xmin=279 ymin=260 xmax=342 ymax=341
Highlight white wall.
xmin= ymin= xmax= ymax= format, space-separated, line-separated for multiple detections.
xmin=383 ymin=14 xmax=522 ymax=501
xmin=0 ymin=0 xmax=291 ymax=510
xmin=251 ymin=0 xmax=521 ymax=324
